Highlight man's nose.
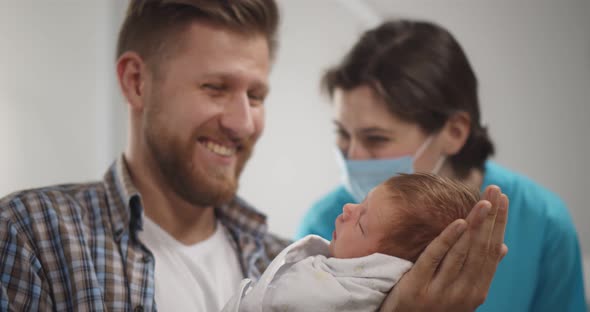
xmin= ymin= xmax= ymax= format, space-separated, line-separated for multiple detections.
xmin=219 ymin=93 xmax=255 ymax=139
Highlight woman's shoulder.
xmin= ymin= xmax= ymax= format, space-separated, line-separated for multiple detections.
xmin=484 ymin=161 xmax=572 ymax=227
xmin=304 ymin=186 xmax=353 ymax=225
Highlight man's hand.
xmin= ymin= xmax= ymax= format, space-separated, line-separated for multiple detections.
xmin=380 ymin=185 xmax=509 ymax=312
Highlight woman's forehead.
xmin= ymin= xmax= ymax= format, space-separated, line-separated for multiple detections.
xmin=333 ymin=86 xmax=414 ymax=130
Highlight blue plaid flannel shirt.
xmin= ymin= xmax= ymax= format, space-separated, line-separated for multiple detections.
xmin=0 ymin=156 xmax=290 ymax=311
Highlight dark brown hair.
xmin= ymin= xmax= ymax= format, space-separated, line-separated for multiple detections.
xmin=322 ymin=20 xmax=494 ymax=178
xmin=117 ymin=0 xmax=280 ymax=69
xmin=379 ymin=173 xmax=479 ymax=262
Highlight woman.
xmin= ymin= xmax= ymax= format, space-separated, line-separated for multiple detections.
xmin=297 ymin=20 xmax=586 ymax=311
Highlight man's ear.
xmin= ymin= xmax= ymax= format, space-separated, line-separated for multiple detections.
xmin=116 ymin=51 xmax=148 ymax=112
xmin=440 ymin=111 xmax=471 ymax=155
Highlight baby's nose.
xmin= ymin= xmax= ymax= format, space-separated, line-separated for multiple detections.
xmin=342 ymin=203 xmax=355 ymax=221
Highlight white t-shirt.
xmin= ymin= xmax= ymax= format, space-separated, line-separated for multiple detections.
xmin=138 ymin=217 xmax=243 ymax=312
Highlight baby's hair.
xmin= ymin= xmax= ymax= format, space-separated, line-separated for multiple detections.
xmin=379 ymin=173 xmax=480 ymax=262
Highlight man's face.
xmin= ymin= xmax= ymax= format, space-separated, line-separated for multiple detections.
xmin=142 ymin=22 xmax=270 ymax=207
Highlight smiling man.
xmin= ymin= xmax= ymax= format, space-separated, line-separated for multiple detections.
xmin=0 ymin=1 xmax=508 ymax=311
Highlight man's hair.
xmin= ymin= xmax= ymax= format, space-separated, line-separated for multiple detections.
xmin=117 ymin=0 xmax=280 ymax=69
xmin=379 ymin=173 xmax=479 ymax=262
xmin=322 ymin=19 xmax=494 ymax=178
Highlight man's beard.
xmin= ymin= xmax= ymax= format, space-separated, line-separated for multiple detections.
xmin=143 ymin=101 xmax=254 ymax=208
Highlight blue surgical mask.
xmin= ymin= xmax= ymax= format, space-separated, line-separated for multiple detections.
xmin=336 ymin=136 xmax=446 ymax=203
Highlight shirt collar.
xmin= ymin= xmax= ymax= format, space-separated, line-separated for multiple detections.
xmin=217 ymin=197 xmax=268 ymax=239
xmin=103 ymin=155 xmax=142 ymax=241
xmin=102 ymin=155 xmax=270 ymax=243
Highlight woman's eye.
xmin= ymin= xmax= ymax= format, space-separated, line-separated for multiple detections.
xmin=365 ymin=136 xmax=390 ymax=144
xmin=336 ymin=129 xmax=350 ymax=139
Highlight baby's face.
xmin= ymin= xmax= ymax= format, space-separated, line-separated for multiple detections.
xmin=329 ymin=185 xmax=397 ymax=258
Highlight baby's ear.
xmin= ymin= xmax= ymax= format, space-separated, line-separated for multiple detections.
xmin=441 ymin=112 xmax=471 ymax=155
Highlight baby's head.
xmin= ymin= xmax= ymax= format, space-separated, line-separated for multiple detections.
xmin=329 ymin=173 xmax=479 ymax=262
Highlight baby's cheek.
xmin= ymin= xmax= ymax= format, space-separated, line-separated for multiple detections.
xmin=362 ymin=238 xmax=381 ymax=256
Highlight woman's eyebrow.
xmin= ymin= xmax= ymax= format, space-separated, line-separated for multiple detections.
xmin=358 ymin=127 xmax=393 ymax=135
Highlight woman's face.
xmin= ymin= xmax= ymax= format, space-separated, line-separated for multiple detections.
xmin=333 ymin=85 xmax=444 ymax=172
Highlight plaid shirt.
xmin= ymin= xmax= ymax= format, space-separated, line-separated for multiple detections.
xmin=0 ymin=156 xmax=290 ymax=311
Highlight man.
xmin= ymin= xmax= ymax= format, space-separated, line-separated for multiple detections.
xmin=0 ymin=1 xmax=508 ymax=311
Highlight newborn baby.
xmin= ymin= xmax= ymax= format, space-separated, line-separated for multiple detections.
xmin=223 ymin=173 xmax=479 ymax=312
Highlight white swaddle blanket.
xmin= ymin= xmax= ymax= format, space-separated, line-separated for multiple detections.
xmin=222 ymin=235 xmax=412 ymax=312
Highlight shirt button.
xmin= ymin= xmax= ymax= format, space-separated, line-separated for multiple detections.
xmin=114 ymin=229 xmax=124 ymax=242
xmin=134 ymin=305 xmax=144 ymax=312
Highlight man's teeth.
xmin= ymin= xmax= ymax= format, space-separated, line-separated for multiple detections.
xmin=204 ymin=141 xmax=235 ymax=156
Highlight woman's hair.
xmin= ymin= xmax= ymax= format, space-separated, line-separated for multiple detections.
xmin=322 ymin=20 xmax=494 ymax=178
xmin=379 ymin=173 xmax=479 ymax=262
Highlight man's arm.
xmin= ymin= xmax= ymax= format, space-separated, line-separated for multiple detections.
xmin=0 ymin=217 xmax=52 ymax=311
xmin=380 ymin=185 xmax=509 ymax=312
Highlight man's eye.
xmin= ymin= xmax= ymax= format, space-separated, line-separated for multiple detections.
xmin=202 ymin=83 xmax=225 ymax=91
xmin=248 ymin=93 xmax=266 ymax=104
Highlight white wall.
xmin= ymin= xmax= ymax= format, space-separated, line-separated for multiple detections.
xmin=238 ymin=0 xmax=366 ymax=238
xmin=0 ymin=0 xmax=588 ymax=300
xmin=0 ymin=1 xmax=122 ymax=194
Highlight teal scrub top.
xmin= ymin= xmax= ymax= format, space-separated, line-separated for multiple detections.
xmin=296 ymin=161 xmax=587 ymax=311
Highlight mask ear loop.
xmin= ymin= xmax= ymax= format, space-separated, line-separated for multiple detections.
xmin=431 ymin=155 xmax=447 ymax=175
xmin=412 ymin=135 xmax=447 ymax=174
xmin=409 ymin=136 xmax=432 ymax=172
xmin=413 ymin=136 xmax=434 ymax=160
